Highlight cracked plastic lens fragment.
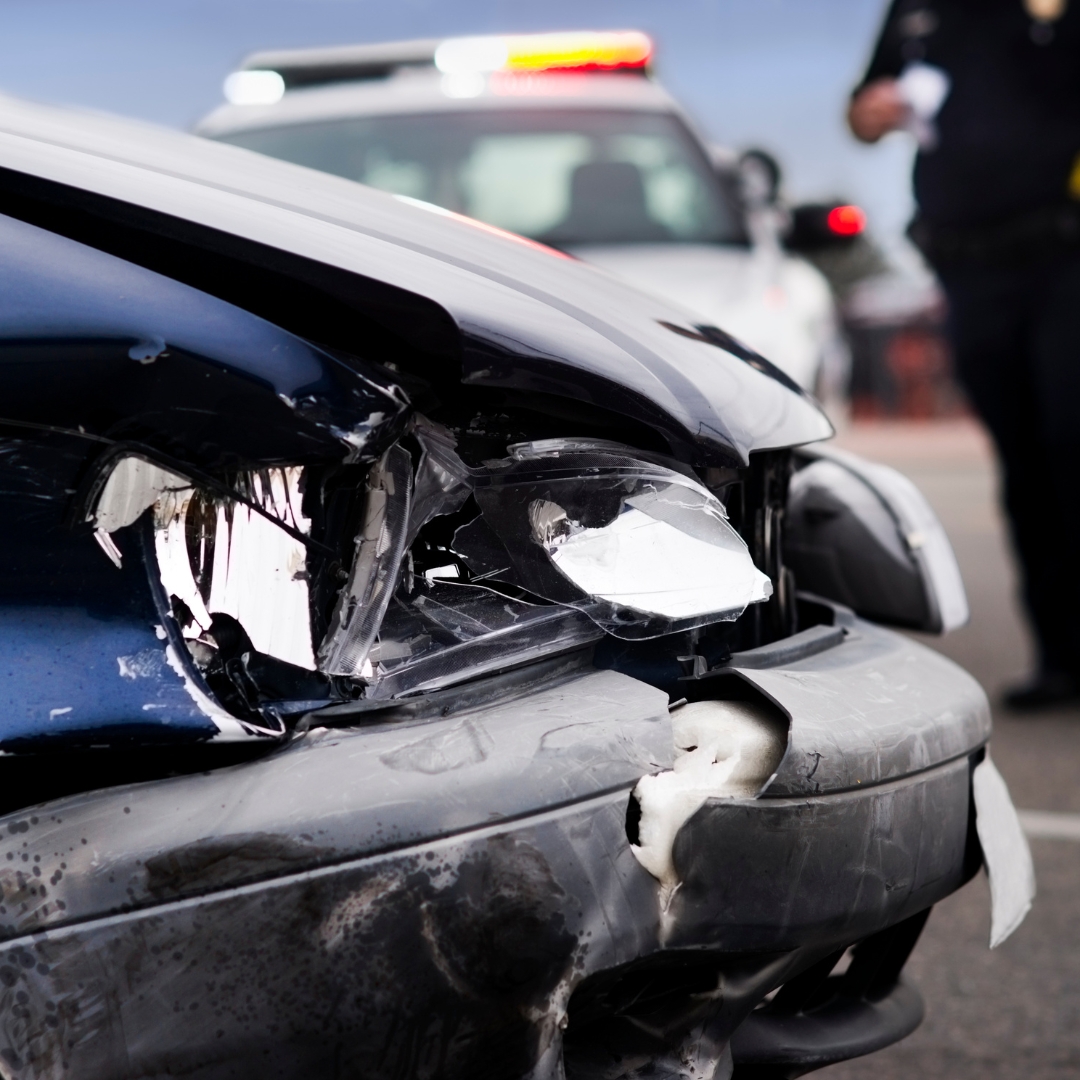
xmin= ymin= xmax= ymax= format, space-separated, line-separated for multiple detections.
xmin=318 ymin=445 xmax=413 ymax=677
xmin=363 ymin=581 xmax=600 ymax=700
xmin=91 ymin=455 xmax=189 ymax=533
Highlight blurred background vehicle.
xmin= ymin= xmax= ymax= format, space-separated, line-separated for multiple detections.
xmin=784 ymin=194 xmax=963 ymax=420
xmin=196 ymin=31 xmax=845 ymax=393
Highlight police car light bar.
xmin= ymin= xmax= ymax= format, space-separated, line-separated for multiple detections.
xmin=222 ymin=31 xmax=653 ymax=105
xmin=434 ymin=31 xmax=653 ymax=76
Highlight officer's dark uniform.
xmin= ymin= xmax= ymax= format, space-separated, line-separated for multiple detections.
xmin=857 ymin=0 xmax=1080 ymax=703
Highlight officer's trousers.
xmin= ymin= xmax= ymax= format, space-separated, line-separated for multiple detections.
xmin=941 ymin=251 xmax=1080 ymax=678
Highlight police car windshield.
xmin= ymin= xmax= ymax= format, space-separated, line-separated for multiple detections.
xmin=216 ymin=109 xmax=745 ymax=247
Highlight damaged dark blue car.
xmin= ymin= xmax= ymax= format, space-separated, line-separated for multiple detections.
xmin=0 ymin=92 xmax=1032 ymax=1080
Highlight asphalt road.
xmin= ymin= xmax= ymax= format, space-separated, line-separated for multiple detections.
xmin=822 ymin=420 xmax=1080 ymax=1079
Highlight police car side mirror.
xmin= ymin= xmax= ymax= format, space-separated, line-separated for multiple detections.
xmin=737 ymin=148 xmax=783 ymax=208
xmin=785 ymin=446 xmax=969 ymax=634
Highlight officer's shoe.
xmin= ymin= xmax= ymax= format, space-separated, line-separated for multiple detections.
xmin=1003 ymin=670 xmax=1080 ymax=712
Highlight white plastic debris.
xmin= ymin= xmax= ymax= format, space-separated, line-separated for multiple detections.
xmin=631 ymin=699 xmax=787 ymax=908
xmin=973 ymin=754 xmax=1036 ymax=948
xmin=91 ymin=455 xmax=190 ymax=533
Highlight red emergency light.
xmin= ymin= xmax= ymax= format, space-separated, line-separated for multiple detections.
xmin=826 ymin=204 xmax=867 ymax=237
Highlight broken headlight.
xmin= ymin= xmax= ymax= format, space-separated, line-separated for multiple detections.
xmin=456 ymin=440 xmax=772 ymax=640
xmin=91 ymin=427 xmax=771 ymax=716
xmin=324 ymin=433 xmax=770 ymax=695
xmin=87 ymin=452 xmax=331 ymax=728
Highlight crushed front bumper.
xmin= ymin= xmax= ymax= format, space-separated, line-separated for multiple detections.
xmin=0 ymin=609 xmax=1002 ymax=1080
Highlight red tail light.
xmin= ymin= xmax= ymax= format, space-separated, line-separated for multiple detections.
xmin=826 ymin=205 xmax=867 ymax=237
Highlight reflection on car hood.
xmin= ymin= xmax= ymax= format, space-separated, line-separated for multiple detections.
xmin=573 ymin=243 xmax=759 ymax=306
xmin=571 ymin=243 xmax=836 ymax=392
xmin=0 ymin=94 xmax=832 ymax=465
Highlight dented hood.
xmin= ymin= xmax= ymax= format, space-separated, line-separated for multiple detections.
xmin=0 ymin=94 xmax=831 ymax=466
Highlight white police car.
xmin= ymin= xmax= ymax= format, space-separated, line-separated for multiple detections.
xmin=197 ymin=31 xmax=844 ymax=391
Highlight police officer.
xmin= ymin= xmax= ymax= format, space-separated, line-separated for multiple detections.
xmin=850 ymin=0 xmax=1080 ymax=709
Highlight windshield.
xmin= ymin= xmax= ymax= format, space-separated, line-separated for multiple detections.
xmin=215 ymin=109 xmax=746 ymax=246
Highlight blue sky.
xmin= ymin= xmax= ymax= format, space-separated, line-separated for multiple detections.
xmin=0 ymin=0 xmax=917 ymax=243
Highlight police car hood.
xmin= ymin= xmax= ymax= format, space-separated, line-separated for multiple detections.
xmin=0 ymin=94 xmax=831 ymax=465
xmin=571 ymin=243 xmax=837 ymax=393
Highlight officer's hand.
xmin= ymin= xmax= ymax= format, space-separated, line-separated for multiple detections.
xmin=848 ymin=79 xmax=906 ymax=143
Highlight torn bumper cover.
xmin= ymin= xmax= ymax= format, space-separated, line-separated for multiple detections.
xmin=0 ymin=617 xmax=1003 ymax=1079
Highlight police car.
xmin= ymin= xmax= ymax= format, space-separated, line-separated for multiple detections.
xmin=197 ymin=31 xmax=845 ymax=391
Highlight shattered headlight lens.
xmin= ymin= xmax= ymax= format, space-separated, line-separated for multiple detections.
xmin=89 ymin=453 xmax=320 ymax=675
xmin=91 ymin=428 xmax=772 ymax=714
xmin=458 ymin=441 xmax=772 ymax=640
xmin=88 ymin=453 xmax=330 ymax=733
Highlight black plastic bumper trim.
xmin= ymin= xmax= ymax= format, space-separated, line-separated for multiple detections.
xmin=731 ymin=975 xmax=924 ymax=1078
